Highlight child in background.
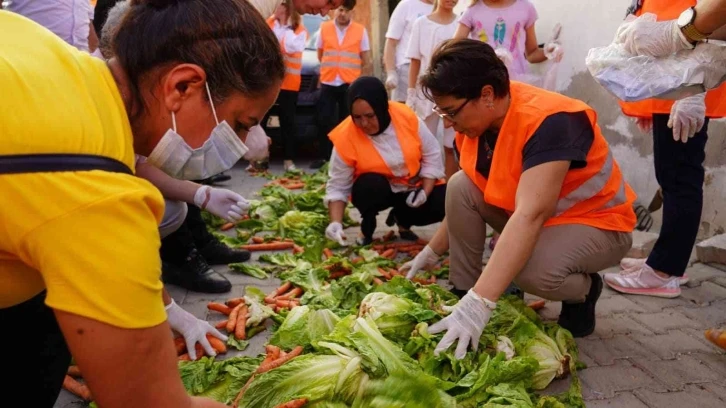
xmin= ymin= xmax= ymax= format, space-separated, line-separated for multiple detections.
xmin=406 ymin=0 xmax=460 ymax=180
xmin=454 ymin=0 xmax=561 ymax=81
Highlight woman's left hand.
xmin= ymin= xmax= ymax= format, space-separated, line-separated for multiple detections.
xmin=429 ymin=290 xmax=496 ymax=359
xmin=194 ymin=186 xmax=250 ymax=222
xmin=406 ymin=189 xmax=428 ymax=208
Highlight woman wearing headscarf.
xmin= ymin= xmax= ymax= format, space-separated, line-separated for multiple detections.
xmin=324 ymin=76 xmax=446 ymax=246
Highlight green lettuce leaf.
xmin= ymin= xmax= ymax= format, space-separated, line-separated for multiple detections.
xmin=229 ymin=263 xmax=268 ymax=279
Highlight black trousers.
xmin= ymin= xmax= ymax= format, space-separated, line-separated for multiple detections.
xmin=351 ymin=173 xmax=447 ymax=239
xmin=160 ymin=204 xmax=214 ymax=264
xmin=647 ymin=114 xmax=709 ymax=277
xmin=0 ymin=292 xmax=71 ymax=407
xmin=275 ymin=90 xmax=298 ymax=160
xmin=317 ymin=84 xmax=350 ymax=160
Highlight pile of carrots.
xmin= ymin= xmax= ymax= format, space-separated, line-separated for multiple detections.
xmin=63 ymin=367 xmax=92 ymax=402
xmin=220 ymin=215 xmax=251 ymax=231
xmin=242 ymin=237 xmax=296 ymax=252
xmin=264 ymin=176 xmax=305 ymax=190
xmin=371 ymin=239 xmax=429 ymax=259
xmin=232 ymin=345 xmax=304 ymax=408
xmin=264 ymin=282 xmax=303 ymax=312
xmin=176 ymin=333 xmax=228 ymax=361
xmin=323 ymin=258 xmax=353 ymax=280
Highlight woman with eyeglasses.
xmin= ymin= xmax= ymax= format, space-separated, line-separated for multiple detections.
xmin=402 ymin=39 xmax=637 ymax=359
xmin=323 ymin=76 xmax=447 ymax=246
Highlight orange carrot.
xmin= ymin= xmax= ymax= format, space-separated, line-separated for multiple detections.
xmin=372 ymin=244 xmax=385 ymax=251
xmin=252 ymin=236 xmax=265 ymax=244
xmin=207 ymin=334 xmax=227 ymax=354
xmin=63 ymin=376 xmax=92 ymax=401
xmin=67 ymin=365 xmax=82 ymax=378
xmin=283 ymin=238 xmax=295 ymax=243
xmin=227 ymin=303 xmax=244 ymax=333
xmin=351 ymin=256 xmax=363 ymax=264
xmin=377 ymin=267 xmax=392 ymax=280
xmin=275 ymin=398 xmax=309 ymax=408
xmin=382 ymin=230 xmax=396 ymax=242
xmin=293 ymin=244 xmax=304 ymax=254
xmin=226 ymin=297 xmax=246 ymax=308
xmin=257 ymin=346 xmax=304 ymax=373
xmin=409 ymin=250 xmax=420 ymax=257
xmin=284 ymin=182 xmax=305 ymax=190
xmin=442 ymin=258 xmax=450 ymax=266
xmin=265 ymin=345 xmax=281 ymax=360
xmin=416 ymin=238 xmax=429 ymax=245
xmin=220 ymin=222 xmax=235 ymax=231
xmin=328 ymin=271 xmax=349 ymax=280
xmin=215 ymin=321 xmax=228 ymax=330
xmin=322 ymin=248 xmax=334 ymax=260
xmin=413 ymin=276 xmax=434 ymax=285
xmin=380 ymin=248 xmax=395 ymax=259
xmin=527 ymin=300 xmax=546 ymax=311
xmin=705 ymin=329 xmax=726 ymax=350
xmin=240 ymin=242 xmax=295 ymax=251
xmin=373 ymin=277 xmax=384 ymax=286
xmin=178 ymin=353 xmax=191 ymax=361
xmin=174 ymin=337 xmax=187 ymax=355
xmin=207 ymin=302 xmax=233 ymax=315
xmin=275 ymin=299 xmax=296 ymax=308
xmin=235 ymin=305 xmax=249 ymax=340
xmin=241 ymin=214 xmax=250 ymax=220
xmin=278 ymin=287 xmax=303 ymax=300
xmin=276 ymin=282 xmax=292 ymax=296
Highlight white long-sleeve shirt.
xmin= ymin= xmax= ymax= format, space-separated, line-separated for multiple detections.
xmin=324 ymin=118 xmax=445 ymax=206
xmin=270 ymin=19 xmax=308 ymax=54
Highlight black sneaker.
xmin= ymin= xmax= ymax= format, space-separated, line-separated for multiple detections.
xmin=385 ymin=211 xmax=396 ymax=227
xmin=309 ymin=159 xmax=327 ymax=169
xmin=199 ymin=239 xmax=251 ymax=265
xmin=558 ymin=273 xmax=603 ymax=337
xmin=399 ymin=230 xmax=419 ymax=241
xmin=161 ymin=250 xmax=231 ymax=294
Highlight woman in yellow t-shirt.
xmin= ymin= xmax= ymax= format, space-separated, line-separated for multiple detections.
xmin=0 ymin=0 xmax=284 ymax=406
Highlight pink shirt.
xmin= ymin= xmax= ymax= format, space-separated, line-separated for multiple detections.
xmin=459 ymin=0 xmax=538 ymax=76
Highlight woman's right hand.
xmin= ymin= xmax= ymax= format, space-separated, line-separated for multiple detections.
xmin=401 ymin=245 xmax=440 ymax=279
xmin=325 ymin=221 xmax=347 ymax=246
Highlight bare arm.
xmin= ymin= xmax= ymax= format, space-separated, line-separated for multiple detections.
xmin=473 ymin=161 xmax=569 ymax=301
xmin=384 ymin=38 xmax=399 ymax=74
xmin=408 ymin=58 xmax=421 ymax=89
xmin=136 ymin=161 xmax=199 ymax=203
xmin=361 ymin=50 xmax=372 ymax=75
xmin=453 ymin=23 xmax=472 ymax=39
xmin=524 ymin=25 xmax=547 ymax=64
xmin=428 ymin=218 xmax=450 ymax=255
xmin=695 ymin=0 xmax=726 ymax=35
xmin=88 ymin=23 xmax=99 ymax=53
xmin=328 ymin=201 xmax=346 ymax=224
xmin=317 ymin=48 xmax=324 ymax=63
xmin=55 ymin=311 xmax=226 ymax=408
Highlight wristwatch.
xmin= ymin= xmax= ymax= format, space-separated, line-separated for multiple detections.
xmin=677 ymin=7 xmax=710 ymax=44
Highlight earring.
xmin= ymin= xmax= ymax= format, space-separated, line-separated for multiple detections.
xmin=487 ymin=101 xmax=495 ymax=110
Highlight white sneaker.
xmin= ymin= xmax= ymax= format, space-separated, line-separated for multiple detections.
xmin=604 ymin=263 xmax=681 ymax=298
xmin=619 ymin=258 xmax=689 ymax=285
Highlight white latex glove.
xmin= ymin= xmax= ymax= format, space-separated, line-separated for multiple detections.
xmin=325 ymin=221 xmax=347 ymax=246
xmin=194 ymin=185 xmax=250 ymax=222
xmin=616 ymin=14 xmax=693 ymax=57
xmin=401 ymin=245 xmax=440 ymax=279
xmin=166 ymin=299 xmax=227 ymax=360
xmin=405 ymin=88 xmax=417 ymax=109
xmin=494 ymin=47 xmax=515 ymax=71
xmin=634 ymin=117 xmax=653 ymax=133
xmin=429 ymin=290 xmax=496 ymax=359
xmin=406 ymin=189 xmax=427 ymax=208
xmin=385 ymin=70 xmax=398 ymax=91
xmin=544 ymin=42 xmax=564 ymax=63
xmin=242 ymin=125 xmax=270 ymax=162
xmin=668 ymin=93 xmax=706 ymax=143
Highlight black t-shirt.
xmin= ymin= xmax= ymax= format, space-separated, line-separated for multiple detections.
xmin=457 ymin=111 xmax=595 ymax=179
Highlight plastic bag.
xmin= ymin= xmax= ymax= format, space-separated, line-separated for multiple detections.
xmin=587 ymin=13 xmax=726 ymax=102
xmin=497 ymin=47 xmax=561 ymax=91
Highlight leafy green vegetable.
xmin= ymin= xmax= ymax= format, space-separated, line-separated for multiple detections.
xmin=279 ymin=265 xmax=329 ymax=293
xmin=201 ymin=210 xmax=226 ymax=229
xmin=211 ymin=231 xmax=246 ymax=248
xmin=179 ymin=356 xmax=262 ymax=404
xmin=259 ymin=253 xmax=306 ymax=268
xmin=358 ymin=292 xmax=437 ymax=342
xmin=227 ymin=336 xmax=249 ymax=351
xmin=229 ymin=263 xmax=268 ymax=279
xmin=278 ymin=210 xmax=328 ymax=242
xmin=269 ymin=306 xmax=341 ymax=350
xmin=481 ymin=382 xmax=534 ymax=407
xmin=352 ymin=372 xmax=457 ymax=408
xmin=453 ymin=353 xmax=539 ymax=407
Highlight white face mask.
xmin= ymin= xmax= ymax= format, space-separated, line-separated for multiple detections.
xmin=147 ymin=83 xmax=249 ymax=180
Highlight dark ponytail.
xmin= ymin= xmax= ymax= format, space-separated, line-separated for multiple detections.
xmin=113 ymin=0 xmax=285 ymax=112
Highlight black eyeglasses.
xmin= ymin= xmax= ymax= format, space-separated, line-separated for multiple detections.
xmin=432 ymin=98 xmax=471 ymax=122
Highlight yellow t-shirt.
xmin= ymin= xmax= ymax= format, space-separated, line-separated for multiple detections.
xmin=0 ymin=11 xmax=166 ymax=329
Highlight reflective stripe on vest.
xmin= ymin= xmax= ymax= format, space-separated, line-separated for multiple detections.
xmin=267 ymin=16 xmax=307 ymax=91
xmin=619 ymin=0 xmax=726 ymax=118
xmin=456 ymin=82 xmax=636 ymax=233
xmin=319 ymin=21 xmax=364 ymax=84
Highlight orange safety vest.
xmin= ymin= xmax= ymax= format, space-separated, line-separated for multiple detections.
xmin=319 ymin=20 xmax=364 ymax=84
xmin=329 ymin=102 xmax=444 ymax=188
xmin=267 ymin=17 xmax=307 ymax=92
xmin=619 ymin=0 xmax=726 ymax=118
xmin=456 ymin=82 xmax=636 ymax=232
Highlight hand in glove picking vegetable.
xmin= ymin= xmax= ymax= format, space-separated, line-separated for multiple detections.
xmin=634 ymin=117 xmax=653 ymax=133
xmin=194 ymin=185 xmax=250 ymax=222
xmin=668 ymin=93 xmax=706 ymax=143
xmin=385 ymin=70 xmax=398 ymax=91
xmin=166 ymin=299 xmax=227 ymax=360
xmin=242 ymin=125 xmax=271 ymax=162
xmin=325 ymin=221 xmax=347 ymax=246
xmin=428 ymin=289 xmax=496 ymax=359
xmin=616 ymin=14 xmax=693 ymax=57
xmin=406 ymin=189 xmax=427 ymax=208
xmin=401 ymin=245 xmax=440 ymax=279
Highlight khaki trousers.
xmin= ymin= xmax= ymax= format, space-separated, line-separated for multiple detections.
xmin=446 ymin=171 xmax=632 ymax=302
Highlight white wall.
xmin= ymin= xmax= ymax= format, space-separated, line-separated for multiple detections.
xmin=453 ymin=0 xmax=726 ymax=237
